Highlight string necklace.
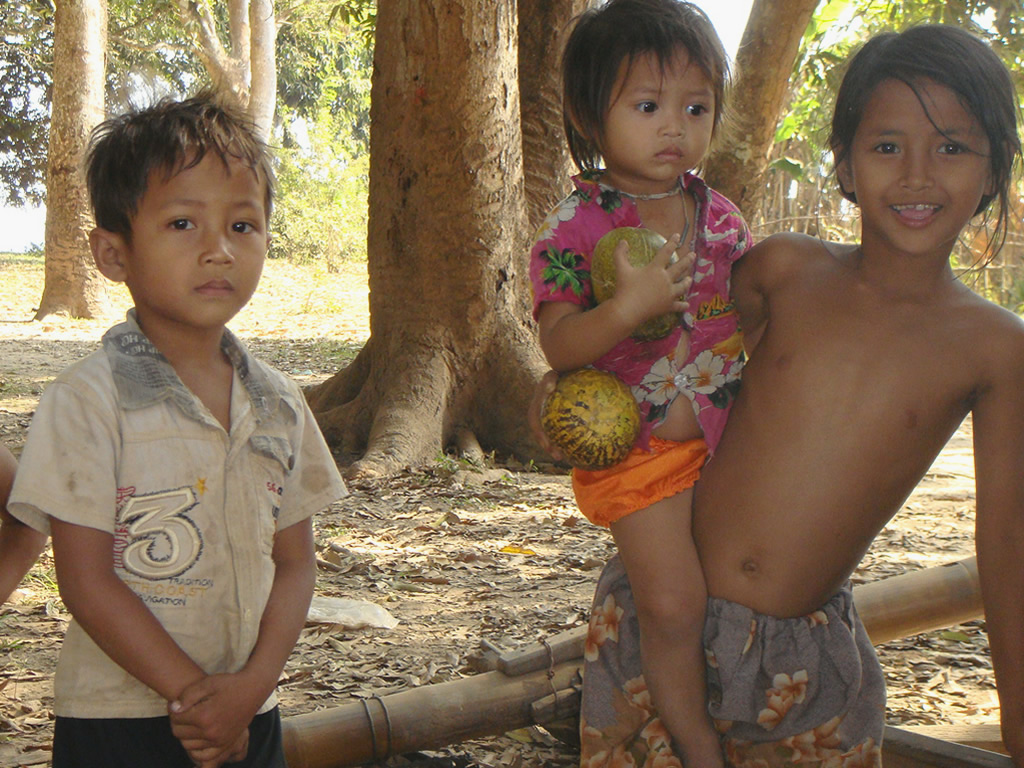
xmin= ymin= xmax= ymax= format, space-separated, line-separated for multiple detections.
xmin=601 ymin=177 xmax=692 ymax=252
xmin=610 ymin=178 xmax=692 ymax=250
xmin=620 ymin=186 xmax=680 ymax=200
xmin=599 ymin=175 xmax=683 ymax=201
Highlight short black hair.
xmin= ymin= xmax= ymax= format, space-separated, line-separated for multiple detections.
xmin=86 ymin=91 xmax=276 ymax=240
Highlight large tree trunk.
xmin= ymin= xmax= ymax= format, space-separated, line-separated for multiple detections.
xmin=35 ymin=0 xmax=108 ymax=321
xmin=517 ymin=0 xmax=587 ymax=231
xmin=703 ymin=0 xmax=821 ymax=218
xmin=307 ymin=1 xmax=548 ymax=477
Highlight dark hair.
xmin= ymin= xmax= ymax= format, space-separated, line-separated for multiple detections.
xmin=561 ymin=0 xmax=729 ymax=171
xmin=86 ymin=91 xmax=276 ymax=240
xmin=830 ymin=25 xmax=1022 ymax=251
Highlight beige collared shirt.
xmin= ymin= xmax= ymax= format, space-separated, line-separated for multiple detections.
xmin=10 ymin=312 xmax=347 ymax=718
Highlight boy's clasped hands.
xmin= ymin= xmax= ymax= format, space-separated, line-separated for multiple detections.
xmin=170 ymin=672 xmax=262 ymax=767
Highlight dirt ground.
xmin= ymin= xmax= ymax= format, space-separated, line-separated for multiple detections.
xmin=0 ymin=255 xmax=999 ymax=767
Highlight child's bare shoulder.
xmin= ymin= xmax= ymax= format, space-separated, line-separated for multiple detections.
xmin=738 ymin=232 xmax=853 ymax=283
xmin=981 ymin=296 xmax=1024 ymax=350
xmin=748 ymin=231 xmax=852 ymax=261
xmin=733 ymin=233 xmax=849 ymax=341
xmin=961 ymin=287 xmax=1024 ymax=338
xmin=959 ymin=290 xmax=1024 ymax=389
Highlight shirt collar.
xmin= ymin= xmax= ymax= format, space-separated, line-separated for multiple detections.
xmin=102 ymin=309 xmax=296 ymax=425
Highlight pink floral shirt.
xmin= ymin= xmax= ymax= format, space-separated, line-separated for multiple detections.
xmin=530 ymin=170 xmax=751 ymax=453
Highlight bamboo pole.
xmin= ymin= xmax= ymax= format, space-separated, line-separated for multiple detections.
xmin=901 ymin=724 xmax=1005 ymax=754
xmin=282 ymin=557 xmax=988 ymax=767
xmin=282 ymin=660 xmax=581 ymax=768
xmin=855 ymin=557 xmax=982 ymax=644
xmin=883 ymin=726 xmax=1013 ymax=768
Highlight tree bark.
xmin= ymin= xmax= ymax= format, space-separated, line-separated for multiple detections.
xmin=173 ymin=0 xmax=276 ymax=141
xmin=306 ymin=1 xmax=548 ymax=477
xmin=248 ymin=0 xmax=277 ymax=140
xmin=517 ymin=0 xmax=587 ymax=231
xmin=703 ymin=0 xmax=821 ymax=218
xmin=36 ymin=0 xmax=108 ymax=321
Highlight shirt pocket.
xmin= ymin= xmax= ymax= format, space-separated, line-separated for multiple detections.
xmin=248 ymin=434 xmax=296 ymax=555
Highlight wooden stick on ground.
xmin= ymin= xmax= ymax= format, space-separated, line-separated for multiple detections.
xmin=855 ymin=557 xmax=981 ymax=645
xmin=283 ymin=660 xmax=581 ymax=768
xmin=883 ymin=726 xmax=1013 ymax=768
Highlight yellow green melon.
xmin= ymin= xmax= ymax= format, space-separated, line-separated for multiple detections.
xmin=591 ymin=226 xmax=682 ymax=341
xmin=541 ymin=368 xmax=640 ymax=471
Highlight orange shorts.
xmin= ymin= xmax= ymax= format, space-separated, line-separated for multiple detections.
xmin=572 ymin=436 xmax=708 ymax=527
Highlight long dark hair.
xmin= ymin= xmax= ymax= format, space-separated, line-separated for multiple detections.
xmin=830 ymin=25 xmax=1021 ymax=254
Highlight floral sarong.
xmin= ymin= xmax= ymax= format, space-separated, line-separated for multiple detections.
xmin=581 ymin=556 xmax=885 ymax=767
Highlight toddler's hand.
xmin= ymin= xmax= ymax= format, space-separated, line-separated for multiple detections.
xmin=610 ymin=234 xmax=693 ymax=330
xmin=527 ymin=370 xmax=563 ymax=461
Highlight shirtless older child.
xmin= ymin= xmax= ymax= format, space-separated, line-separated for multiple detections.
xmin=535 ymin=24 xmax=1024 ymax=768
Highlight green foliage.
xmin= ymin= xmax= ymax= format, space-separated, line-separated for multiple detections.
xmin=0 ymin=632 xmax=26 ymax=652
xmin=0 ymin=1 xmax=54 ymax=206
xmin=277 ymin=5 xmax=373 ymax=158
xmin=105 ymin=0 xmax=206 ymax=112
xmin=768 ymin=156 xmax=805 ymax=182
xmin=270 ymin=135 xmax=369 ymax=267
xmin=23 ymin=559 xmax=59 ymax=595
xmin=272 ymin=6 xmax=373 ymax=267
xmin=0 ymin=0 xmax=203 ymax=205
xmin=0 ymin=249 xmax=44 ymax=266
xmin=326 ymin=0 xmax=377 ymax=49
xmin=0 ymin=0 xmax=376 ymax=230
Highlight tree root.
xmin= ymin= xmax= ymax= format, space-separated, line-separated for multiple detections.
xmin=308 ymin=317 xmax=556 ymax=476
xmin=454 ymin=427 xmax=485 ymax=465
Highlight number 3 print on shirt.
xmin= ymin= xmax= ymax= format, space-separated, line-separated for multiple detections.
xmin=116 ymin=488 xmax=203 ymax=579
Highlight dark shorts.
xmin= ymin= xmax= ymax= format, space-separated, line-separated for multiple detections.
xmin=53 ymin=706 xmax=286 ymax=768
xmin=581 ymin=555 xmax=885 ymax=767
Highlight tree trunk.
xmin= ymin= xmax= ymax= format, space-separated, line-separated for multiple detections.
xmin=306 ymin=1 xmax=548 ymax=477
xmin=248 ymin=0 xmax=277 ymax=140
xmin=35 ymin=0 xmax=108 ymax=321
xmin=703 ymin=0 xmax=821 ymax=218
xmin=173 ymin=0 xmax=248 ymax=108
xmin=173 ymin=0 xmax=276 ymax=141
xmin=517 ymin=0 xmax=587 ymax=231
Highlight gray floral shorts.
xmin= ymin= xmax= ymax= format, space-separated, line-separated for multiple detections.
xmin=581 ymin=555 xmax=885 ymax=767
